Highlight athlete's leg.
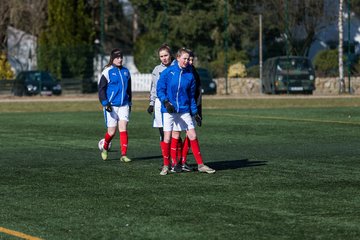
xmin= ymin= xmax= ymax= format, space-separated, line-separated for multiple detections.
xmin=104 ymin=127 xmax=116 ymax=150
xmin=161 ymin=113 xmax=174 ymax=168
xmin=170 ymin=131 xmax=180 ymax=167
xmin=186 ymin=128 xmax=215 ymax=173
xmin=186 ymin=128 xmax=203 ymax=165
xmin=161 ymin=130 xmax=172 ymax=166
xmin=181 ymin=134 xmax=190 ymax=165
xmin=118 ymin=120 xmax=130 ymax=161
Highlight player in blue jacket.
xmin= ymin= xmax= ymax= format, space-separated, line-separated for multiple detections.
xmin=180 ymin=50 xmax=203 ymax=171
xmin=157 ymin=47 xmax=215 ymax=175
xmin=98 ymin=48 xmax=132 ymax=163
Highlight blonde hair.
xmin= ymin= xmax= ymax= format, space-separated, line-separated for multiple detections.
xmin=176 ymin=47 xmax=190 ymax=58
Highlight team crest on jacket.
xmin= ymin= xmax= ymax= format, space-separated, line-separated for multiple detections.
xmin=124 ymin=72 xmax=128 ymax=76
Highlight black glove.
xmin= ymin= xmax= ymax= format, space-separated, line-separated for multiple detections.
xmin=164 ymin=100 xmax=175 ymax=113
xmin=194 ymin=113 xmax=202 ymax=127
xmin=105 ymin=103 xmax=112 ymax=112
xmin=129 ymin=106 xmax=132 ymax=113
xmin=147 ymin=105 xmax=154 ymax=114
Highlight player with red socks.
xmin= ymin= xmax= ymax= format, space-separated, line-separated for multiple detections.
xmin=180 ymin=50 xmax=203 ymax=171
xmin=98 ymin=48 xmax=132 ymax=163
xmin=147 ymin=44 xmax=174 ymax=164
xmin=157 ymin=48 xmax=215 ymax=175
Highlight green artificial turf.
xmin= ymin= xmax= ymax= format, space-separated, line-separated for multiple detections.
xmin=0 ymin=97 xmax=359 ymax=240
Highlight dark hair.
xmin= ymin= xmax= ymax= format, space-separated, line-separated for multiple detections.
xmin=158 ymin=44 xmax=172 ymax=55
xmin=188 ymin=49 xmax=195 ymax=58
xmin=104 ymin=48 xmax=123 ymax=68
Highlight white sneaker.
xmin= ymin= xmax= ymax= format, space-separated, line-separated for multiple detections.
xmin=160 ymin=165 xmax=169 ymax=176
xmin=101 ymin=149 xmax=108 ymax=161
xmin=198 ymin=164 xmax=215 ymax=174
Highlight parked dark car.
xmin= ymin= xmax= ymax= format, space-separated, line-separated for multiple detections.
xmin=262 ymin=56 xmax=315 ymax=94
xmin=196 ymin=68 xmax=217 ymax=95
xmin=12 ymin=71 xmax=62 ymax=96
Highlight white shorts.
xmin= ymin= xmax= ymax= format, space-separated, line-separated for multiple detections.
xmin=153 ymin=98 xmax=163 ymax=128
xmin=163 ymin=112 xmax=195 ymax=132
xmin=153 ymin=98 xmax=180 ymax=131
xmin=103 ymin=105 xmax=130 ymax=128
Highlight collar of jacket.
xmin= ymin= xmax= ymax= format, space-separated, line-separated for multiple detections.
xmin=175 ymin=62 xmax=189 ymax=71
xmin=111 ymin=64 xmax=123 ymax=69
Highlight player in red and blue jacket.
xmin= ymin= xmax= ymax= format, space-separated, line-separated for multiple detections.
xmin=98 ymin=48 xmax=132 ymax=163
xmin=156 ymin=47 xmax=215 ymax=175
xmin=157 ymin=60 xmax=198 ymax=116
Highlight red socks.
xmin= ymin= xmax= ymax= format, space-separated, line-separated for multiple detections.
xmin=190 ymin=138 xmax=203 ymax=165
xmin=104 ymin=131 xmax=128 ymax=156
xmin=160 ymin=141 xmax=170 ymax=166
xmin=120 ymin=131 xmax=128 ymax=156
xmin=161 ymin=138 xmax=182 ymax=167
xmin=161 ymin=137 xmax=204 ymax=167
xmin=104 ymin=132 xmax=113 ymax=150
xmin=181 ymin=136 xmax=190 ymax=165
xmin=170 ymin=138 xmax=179 ymax=167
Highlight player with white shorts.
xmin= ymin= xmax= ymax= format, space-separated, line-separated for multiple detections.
xmin=154 ymin=98 xmax=181 ymax=131
xmin=98 ymin=48 xmax=132 ymax=163
xmin=104 ymin=105 xmax=130 ymax=128
xmin=156 ymin=47 xmax=215 ymax=175
xmin=147 ymin=44 xmax=174 ymax=140
xmin=162 ymin=112 xmax=194 ymax=132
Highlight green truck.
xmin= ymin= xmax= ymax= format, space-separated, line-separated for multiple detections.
xmin=262 ymin=56 xmax=316 ymax=94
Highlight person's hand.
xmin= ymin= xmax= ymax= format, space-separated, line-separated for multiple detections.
xmin=164 ymin=100 xmax=175 ymax=113
xmin=194 ymin=113 xmax=202 ymax=127
xmin=147 ymin=105 xmax=154 ymax=114
xmin=105 ymin=103 xmax=112 ymax=112
xmin=129 ymin=106 xmax=132 ymax=113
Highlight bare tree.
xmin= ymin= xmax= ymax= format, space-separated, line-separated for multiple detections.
xmin=0 ymin=0 xmax=47 ymax=50
xmin=265 ymin=0 xmax=336 ymax=56
xmin=0 ymin=2 xmax=10 ymax=50
xmin=8 ymin=0 xmax=47 ymax=37
xmin=89 ymin=0 xmax=133 ymax=54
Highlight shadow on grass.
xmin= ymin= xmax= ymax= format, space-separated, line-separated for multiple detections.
xmin=132 ymin=155 xmax=163 ymax=161
xmin=103 ymin=149 xmax=162 ymax=161
xmin=207 ymin=159 xmax=267 ymax=171
xmin=130 ymin=156 xmax=267 ymax=172
xmin=104 ymin=155 xmax=162 ymax=161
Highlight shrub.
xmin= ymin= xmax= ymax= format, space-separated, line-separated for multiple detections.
xmin=246 ymin=65 xmax=259 ymax=78
xmin=228 ymin=62 xmax=247 ymax=78
xmin=210 ymin=49 xmax=249 ymax=78
xmin=313 ymin=49 xmax=339 ymax=77
xmin=0 ymin=52 xmax=14 ymax=80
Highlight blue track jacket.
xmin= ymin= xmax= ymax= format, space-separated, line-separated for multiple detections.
xmin=157 ymin=62 xmax=197 ymax=115
xmin=98 ymin=65 xmax=132 ymax=107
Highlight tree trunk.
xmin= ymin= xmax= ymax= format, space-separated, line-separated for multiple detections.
xmin=339 ymin=0 xmax=345 ymax=93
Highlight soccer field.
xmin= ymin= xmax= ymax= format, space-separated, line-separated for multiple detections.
xmin=0 ymin=96 xmax=359 ymax=240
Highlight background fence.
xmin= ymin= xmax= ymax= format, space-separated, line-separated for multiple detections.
xmin=0 ymin=80 xmax=13 ymax=95
xmin=131 ymin=73 xmax=151 ymax=92
xmin=0 ymin=73 xmax=153 ymax=95
xmin=3 ymin=76 xmax=360 ymax=96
